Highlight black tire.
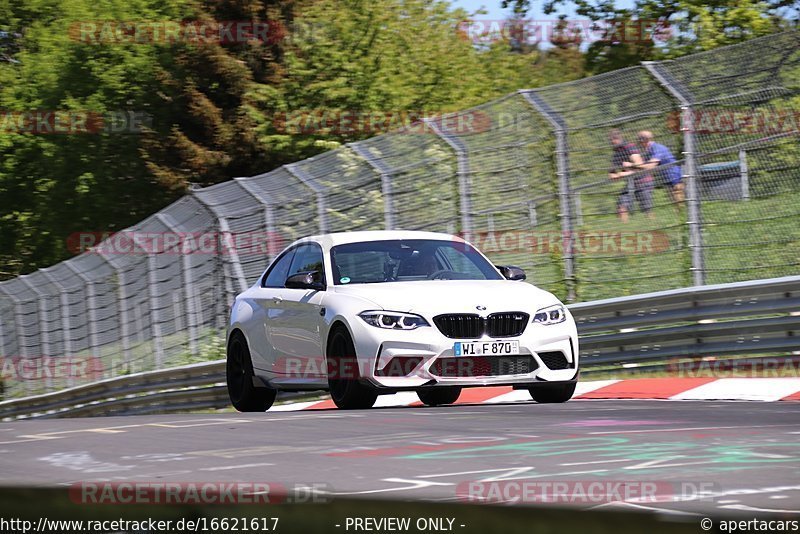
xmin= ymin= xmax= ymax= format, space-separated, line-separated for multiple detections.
xmin=417 ymin=387 xmax=462 ymax=406
xmin=227 ymin=331 xmax=276 ymax=412
xmin=529 ymin=382 xmax=576 ymax=403
xmin=327 ymin=327 xmax=377 ymax=410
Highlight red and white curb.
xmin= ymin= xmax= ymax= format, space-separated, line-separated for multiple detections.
xmin=271 ymin=378 xmax=800 ymax=411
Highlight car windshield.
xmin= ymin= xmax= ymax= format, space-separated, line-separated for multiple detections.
xmin=330 ymin=239 xmax=503 ymax=285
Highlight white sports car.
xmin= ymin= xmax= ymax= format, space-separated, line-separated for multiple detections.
xmin=226 ymin=230 xmax=579 ymax=411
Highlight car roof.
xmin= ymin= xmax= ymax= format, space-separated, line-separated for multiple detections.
xmin=298 ymin=230 xmax=463 ymax=249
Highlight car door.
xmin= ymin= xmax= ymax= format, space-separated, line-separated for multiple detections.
xmin=267 ymin=243 xmax=327 ymax=380
xmin=248 ymin=247 xmax=296 ymax=374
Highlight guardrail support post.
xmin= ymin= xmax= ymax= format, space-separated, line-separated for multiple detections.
xmin=348 ymin=143 xmax=396 ymax=230
xmin=643 ymin=61 xmax=705 ymax=286
xmin=519 ymin=90 xmax=576 ymax=302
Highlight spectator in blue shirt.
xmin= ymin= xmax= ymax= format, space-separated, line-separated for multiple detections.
xmin=637 ymin=131 xmax=685 ymax=207
xmin=608 ymin=129 xmax=650 ymax=223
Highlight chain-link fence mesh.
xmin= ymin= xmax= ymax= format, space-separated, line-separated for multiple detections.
xmin=1 ymin=32 xmax=798 ymax=398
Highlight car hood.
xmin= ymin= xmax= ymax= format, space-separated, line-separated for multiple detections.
xmin=331 ymin=280 xmax=559 ymax=316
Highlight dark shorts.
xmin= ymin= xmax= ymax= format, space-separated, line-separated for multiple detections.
xmin=617 ymin=179 xmax=654 ymax=213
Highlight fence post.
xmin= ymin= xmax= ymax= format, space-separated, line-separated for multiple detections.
xmin=144 ymin=251 xmax=165 ymax=369
xmin=423 ymin=117 xmax=473 ymax=235
xmin=18 ymin=276 xmax=53 ymax=392
xmin=739 ymin=149 xmax=750 ymax=201
xmin=528 ymin=201 xmax=538 ymax=227
xmin=643 ymin=62 xmax=705 ymax=286
xmin=1 ymin=289 xmax=34 ymax=395
xmin=157 ymin=213 xmax=199 ymax=358
xmin=18 ymin=277 xmax=49 ymax=356
xmin=64 ymin=262 xmax=101 ymax=360
xmin=286 ymin=163 xmax=328 ymax=233
xmin=0 ymin=296 xmax=6 ymax=359
xmin=348 ymin=142 xmax=396 ymax=230
xmin=39 ymin=269 xmax=74 ymax=387
xmin=93 ymin=252 xmax=131 ymax=370
xmin=96 ymin=250 xmax=133 ymax=368
xmin=191 ymin=189 xmax=249 ymax=295
xmin=519 ymin=90 xmax=576 ymax=302
xmin=235 ymin=177 xmax=279 ymax=259
xmin=0 ymin=286 xmax=20 ymax=360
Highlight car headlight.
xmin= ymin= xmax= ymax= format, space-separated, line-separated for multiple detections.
xmin=359 ymin=311 xmax=430 ymax=330
xmin=532 ymin=304 xmax=566 ymax=325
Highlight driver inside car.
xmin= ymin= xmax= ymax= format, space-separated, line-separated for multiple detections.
xmin=398 ymin=249 xmax=440 ymax=278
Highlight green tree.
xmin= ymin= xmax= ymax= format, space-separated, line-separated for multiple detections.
xmin=503 ymin=0 xmax=796 ymax=71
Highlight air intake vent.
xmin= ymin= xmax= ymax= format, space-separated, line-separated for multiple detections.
xmin=431 ymin=356 xmax=538 ymax=377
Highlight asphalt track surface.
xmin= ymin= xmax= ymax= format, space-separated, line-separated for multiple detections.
xmin=0 ymin=400 xmax=798 ymax=516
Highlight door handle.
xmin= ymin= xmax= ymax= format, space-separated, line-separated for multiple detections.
xmin=273 ymin=296 xmax=283 ymax=304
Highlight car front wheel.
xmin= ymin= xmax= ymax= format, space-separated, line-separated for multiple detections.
xmin=417 ymin=387 xmax=462 ymax=406
xmin=528 ymin=382 xmax=576 ymax=403
xmin=227 ymin=331 xmax=277 ymax=412
xmin=327 ymin=327 xmax=378 ymax=409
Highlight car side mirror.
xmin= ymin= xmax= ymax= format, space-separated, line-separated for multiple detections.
xmin=285 ymin=271 xmax=324 ymax=290
xmin=496 ymin=265 xmax=526 ymax=281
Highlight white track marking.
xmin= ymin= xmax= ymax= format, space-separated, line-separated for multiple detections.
xmin=588 ymin=424 xmax=797 ymax=435
xmin=722 ymin=503 xmax=800 ymax=514
xmin=374 ymin=392 xmax=420 ymax=408
xmin=574 ymin=380 xmax=621 ymax=396
xmin=331 ymin=478 xmax=453 ymax=496
xmin=271 ymin=401 xmax=326 ymax=412
xmin=483 ymin=390 xmax=531 ymax=404
xmin=198 ymin=462 xmax=274 ymax=471
xmin=591 ymin=501 xmax=700 ymax=516
xmin=559 ymin=458 xmax=633 ymax=467
xmin=670 ymin=378 xmax=800 ymax=401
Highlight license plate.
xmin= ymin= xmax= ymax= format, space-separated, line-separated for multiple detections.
xmin=454 ymin=340 xmax=520 ymax=356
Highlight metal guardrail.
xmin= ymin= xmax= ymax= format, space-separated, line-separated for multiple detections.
xmin=573 ymin=275 xmax=800 ymax=365
xmin=0 ymin=361 xmax=227 ymax=419
xmin=1 ymin=275 xmax=798 ymax=419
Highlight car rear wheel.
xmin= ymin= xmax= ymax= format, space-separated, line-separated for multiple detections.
xmin=529 ymin=382 xmax=576 ymax=403
xmin=417 ymin=387 xmax=462 ymax=406
xmin=227 ymin=331 xmax=276 ymax=412
xmin=327 ymin=327 xmax=377 ymax=410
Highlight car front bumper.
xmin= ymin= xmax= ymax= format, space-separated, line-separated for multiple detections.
xmin=348 ymin=315 xmax=580 ymax=389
